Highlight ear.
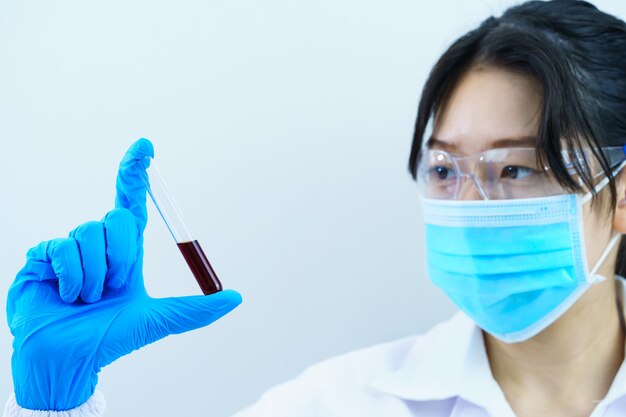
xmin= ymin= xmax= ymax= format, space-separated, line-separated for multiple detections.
xmin=613 ymin=168 xmax=626 ymax=234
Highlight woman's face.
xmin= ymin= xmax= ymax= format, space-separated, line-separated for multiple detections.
xmin=431 ymin=65 xmax=617 ymax=275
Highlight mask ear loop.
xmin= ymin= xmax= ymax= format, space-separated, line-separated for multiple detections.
xmin=589 ymin=233 xmax=622 ymax=278
xmin=583 ymin=160 xmax=626 ymax=281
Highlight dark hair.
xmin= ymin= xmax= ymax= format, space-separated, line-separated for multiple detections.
xmin=409 ymin=0 xmax=626 ymax=276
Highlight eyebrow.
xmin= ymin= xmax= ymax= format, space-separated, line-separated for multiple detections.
xmin=426 ymin=135 xmax=538 ymax=152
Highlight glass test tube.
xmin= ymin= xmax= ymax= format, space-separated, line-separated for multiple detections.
xmin=143 ymin=157 xmax=223 ymax=295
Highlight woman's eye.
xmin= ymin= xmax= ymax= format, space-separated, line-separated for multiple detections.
xmin=501 ymin=165 xmax=536 ymax=179
xmin=429 ymin=166 xmax=455 ymax=181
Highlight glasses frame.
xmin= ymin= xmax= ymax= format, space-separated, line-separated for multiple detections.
xmin=417 ymin=145 xmax=626 ymax=200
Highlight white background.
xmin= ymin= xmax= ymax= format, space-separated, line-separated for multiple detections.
xmin=1 ymin=1 xmax=625 ymax=416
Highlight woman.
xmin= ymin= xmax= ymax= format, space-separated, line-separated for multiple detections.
xmin=5 ymin=1 xmax=626 ymax=416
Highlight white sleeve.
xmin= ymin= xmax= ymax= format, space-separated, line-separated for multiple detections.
xmin=2 ymin=391 xmax=106 ymax=417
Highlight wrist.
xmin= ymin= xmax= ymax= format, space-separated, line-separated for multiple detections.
xmin=4 ymin=391 xmax=106 ymax=417
xmin=11 ymin=354 xmax=99 ymax=411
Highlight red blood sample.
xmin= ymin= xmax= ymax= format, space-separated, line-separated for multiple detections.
xmin=177 ymin=240 xmax=223 ymax=295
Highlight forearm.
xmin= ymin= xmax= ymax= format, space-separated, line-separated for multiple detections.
xmin=3 ymin=392 xmax=106 ymax=417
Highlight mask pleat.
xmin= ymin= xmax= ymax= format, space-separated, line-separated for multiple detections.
xmin=425 ymin=222 xmax=573 ymax=256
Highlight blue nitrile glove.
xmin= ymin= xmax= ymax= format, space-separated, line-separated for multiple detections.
xmin=6 ymin=138 xmax=242 ymax=411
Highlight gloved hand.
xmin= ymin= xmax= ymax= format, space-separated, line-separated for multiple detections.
xmin=6 ymin=138 xmax=242 ymax=411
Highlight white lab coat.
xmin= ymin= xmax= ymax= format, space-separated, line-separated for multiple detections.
xmin=5 ymin=282 xmax=626 ymax=417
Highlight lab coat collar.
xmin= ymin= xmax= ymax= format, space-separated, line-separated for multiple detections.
xmin=369 ymin=311 xmax=506 ymax=409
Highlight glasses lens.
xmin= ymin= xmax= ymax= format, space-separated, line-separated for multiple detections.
xmin=418 ymin=150 xmax=459 ymax=199
xmin=479 ymin=149 xmax=562 ymax=199
xmin=418 ymin=148 xmax=565 ymax=200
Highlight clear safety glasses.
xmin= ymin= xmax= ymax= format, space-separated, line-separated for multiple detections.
xmin=417 ymin=146 xmax=626 ymax=200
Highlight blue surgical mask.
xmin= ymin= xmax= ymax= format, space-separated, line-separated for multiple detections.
xmin=421 ymin=177 xmax=622 ymax=343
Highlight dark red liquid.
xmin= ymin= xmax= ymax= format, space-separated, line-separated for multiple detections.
xmin=177 ymin=240 xmax=223 ymax=295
